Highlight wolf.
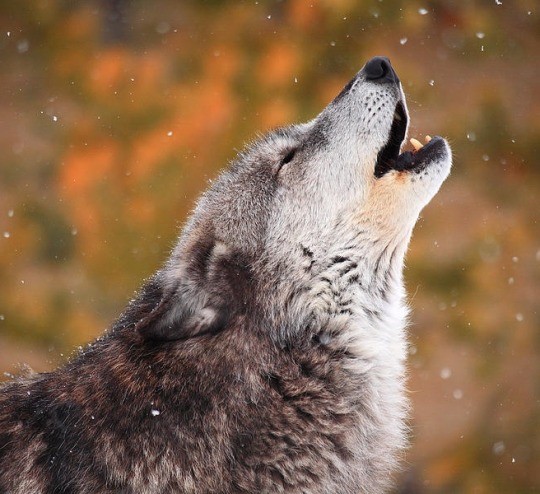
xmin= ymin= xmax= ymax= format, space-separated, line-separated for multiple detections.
xmin=0 ymin=57 xmax=451 ymax=493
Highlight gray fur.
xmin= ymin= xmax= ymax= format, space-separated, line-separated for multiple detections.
xmin=0 ymin=58 xmax=451 ymax=493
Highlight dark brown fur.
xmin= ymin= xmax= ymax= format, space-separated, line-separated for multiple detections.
xmin=0 ymin=271 xmax=368 ymax=493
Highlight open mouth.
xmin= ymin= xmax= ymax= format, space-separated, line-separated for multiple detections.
xmin=374 ymin=101 xmax=445 ymax=178
xmin=374 ymin=101 xmax=408 ymax=178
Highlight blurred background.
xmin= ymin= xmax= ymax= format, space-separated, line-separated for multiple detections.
xmin=0 ymin=0 xmax=538 ymax=492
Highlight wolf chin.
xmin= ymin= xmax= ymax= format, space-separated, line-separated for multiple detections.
xmin=0 ymin=57 xmax=451 ymax=493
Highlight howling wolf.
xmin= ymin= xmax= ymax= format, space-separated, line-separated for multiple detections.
xmin=0 ymin=57 xmax=451 ymax=493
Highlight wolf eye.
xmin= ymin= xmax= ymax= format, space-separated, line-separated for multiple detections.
xmin=277 ymin=148 xmax=296 ymax=173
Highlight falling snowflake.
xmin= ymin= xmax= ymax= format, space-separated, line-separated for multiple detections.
xmin=453 ymin=389 xmax=463 ymax=400
xmin=492 ymin=441 xmax=505 ymax=455
xmin=440 ymin=367 xmax=452 ymax=379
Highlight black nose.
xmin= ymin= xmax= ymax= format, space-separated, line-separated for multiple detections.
xmin=363 ymin=56 xmax=399 ymax=84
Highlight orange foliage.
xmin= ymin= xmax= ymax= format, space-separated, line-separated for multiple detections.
xmin=133 ymin=51 xmax=169 ymax=97
xmin=257 ymin=42 xmax=299 ymax=88
xmin=60 ymin=141 xmax=120 ymax=195
xmin=129 ymin=127 xmax=177 ymax=181
xmin=259 ymin=97 xmax=296 ymax=130
xmin=287 ymin=0 xmax=323 ymax=30
xmin=59 ymin=142 xmax=120 ymax=236
xmin=61 ymin=6 xmax=99 ymax=42
xmin=169 ymin=80 xmax=237 ymax=152
xmin=202 ymin=45 xmax=242 ymax=82
xmin=87 ymin=48 xmax=168 ymax=102
xmin=127 ymin=196 xmax=157 ymax=225
xmin=425 ymin=450 xmax=472 ymax=489
xmin=89 ymin=47 xmax=131 ymax=97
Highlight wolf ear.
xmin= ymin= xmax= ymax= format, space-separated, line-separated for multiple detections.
xmin=134 ymin=282 xmax=228 ymax=342
xmin=134 ymin=240 xmax=246 ymax=342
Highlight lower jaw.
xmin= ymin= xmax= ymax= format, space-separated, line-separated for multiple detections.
xmin=376 ymin=135 xmax=445 ymax=177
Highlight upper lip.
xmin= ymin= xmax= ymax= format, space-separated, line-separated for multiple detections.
xmin=374 ymin=102 xmax=446 ymax=178
xmin=374 ymin=101 xmax=408 ymax=178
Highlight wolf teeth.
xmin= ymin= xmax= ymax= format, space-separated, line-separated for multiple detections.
xmin=410 ymin=135 xmax=432 ymax=151
xmin=410 ymin=138 xmax=423 ymax=151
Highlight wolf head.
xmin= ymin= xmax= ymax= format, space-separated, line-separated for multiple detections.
xmin=135 ymin=57 xmax=451 ymax=343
